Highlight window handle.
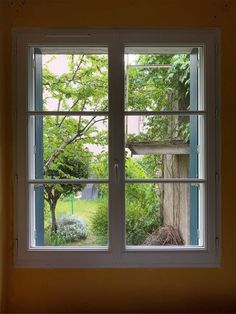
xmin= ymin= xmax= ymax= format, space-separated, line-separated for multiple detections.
xmin=114 ymin=161 xmax=119 ymax=183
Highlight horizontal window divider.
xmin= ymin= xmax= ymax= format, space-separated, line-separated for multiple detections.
xmin=27 ymin=111 xmax=109 ymax=116
xmin=29 ymin=246 xmax=110 ymax=252
xmin=127 ymin=64 xmax=171 ymax=68
xmin=125 ymin=178 xmax=206 ymax=183
xmin=124 ymin=110 xmax=206 ymax=116
xmin=125 ymin=245 xmax=206 ymax=252
xmin=28 ymin=178 xmax=109 ymax=184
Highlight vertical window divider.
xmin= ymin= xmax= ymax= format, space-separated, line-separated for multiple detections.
xmin=108 ymin=33 xmax=125 ymax=259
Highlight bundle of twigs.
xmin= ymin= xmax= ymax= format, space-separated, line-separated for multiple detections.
xmin=144 ymin=225 xmax=185 ymax=246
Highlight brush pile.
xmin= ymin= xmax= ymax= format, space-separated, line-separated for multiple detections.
xmin=144 ymin=225 xmax=185 ymax=245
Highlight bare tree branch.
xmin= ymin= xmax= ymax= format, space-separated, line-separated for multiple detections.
xmin=44 ymin=117 xmax=108 ymax=172
xmin=57 ymin=99 xmax=87 ymax=128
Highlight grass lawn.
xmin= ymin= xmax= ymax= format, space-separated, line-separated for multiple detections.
xmin=45 ymin=197 xmax=107 ymax=246
xmin=55 ymin=198 xmax=99 ymax=227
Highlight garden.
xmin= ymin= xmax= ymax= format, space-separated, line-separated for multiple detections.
xmin=39 ymin=50 xmax=190 ymax=246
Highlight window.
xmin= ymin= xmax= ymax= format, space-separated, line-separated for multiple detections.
xmin=14 ymin=29 xmax=220 ymax=267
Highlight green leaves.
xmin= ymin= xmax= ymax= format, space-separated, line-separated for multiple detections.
xmin=43 ymin=54 xmax=108 ymax=112
xmin=41 ymin=52 xmax=191 ymax=235
xmin=127 ymin=53 xmax=190 ymax=112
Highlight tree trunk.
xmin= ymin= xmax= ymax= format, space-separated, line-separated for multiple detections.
xmin=50 ymin=200 xmax=58 ymax=233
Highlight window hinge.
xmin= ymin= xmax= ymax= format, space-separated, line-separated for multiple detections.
xmin=33 ymin=59 xmax=36 ymax=69
xmin=15 ymin=238 xmax=18 ymax=250
xmin=34 ymin=145 xmax=36 ymax=154
xmin=215 ymin=172 xmax=219 ymax=185
xmin=215 ymin=43 xmax=219 ymax=57
xmin=215 ymin=236 xmax=220 ymax=251
xmin=15 ymin=174 xmax=18 ymax=184
xmin=215 ymin=107 xmax=219 ymax=119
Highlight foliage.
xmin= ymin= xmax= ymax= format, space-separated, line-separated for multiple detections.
xmin=92 ymin=197 xmax=160 ymax=245
xmin=43 ymin=54 xmax=108 ymax=112
xmin=136 ymin=155 xmax=162 ymax=178
xmin=57 ymin=215 xmax=88 ymax=243
xmin=42 ymin=51 xmax=191 ymax=238
xmin=91 ymin=200 xmax=108 ymax=245
xmin=42 ymin=54 xmax=108 ymax=232
xmin=44 ymin=227 xmax=66 ymax=246
xmin=126 ymin=53 xmax=190 ymax=144
xmin=125 ymin=156 xmax=148 ymax=179
xmin=91 ymin=152 xmax=109 ymax=180
xmin=125 ymin=199 xmax=160 ymax=245
xmin=92 ymin=157 xmax=160 ymax=245
xmin=44 ymin=133 xmax=91 ymax=195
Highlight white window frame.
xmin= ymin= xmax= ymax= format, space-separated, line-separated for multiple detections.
xmin=13 ymin=28 xmax=221 ymax=268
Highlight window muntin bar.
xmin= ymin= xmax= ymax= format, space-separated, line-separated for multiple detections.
xmin=124 ymin=110 xmax=206 ymax=116
xmin=28 ymin=111 xmax=109 ymax=116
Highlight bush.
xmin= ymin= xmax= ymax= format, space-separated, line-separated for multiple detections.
xmin=91 ymin=201 xmax=108 ymax=245
xmin=57 ymin=215 xmax=88 ymax=243
xmin=92 ymin=199 xmax=160 ymax=245
xmin=92 ymin=157 xmax=160 ymax=245
xmin=126 ymin=201 xmax=160 ymax=245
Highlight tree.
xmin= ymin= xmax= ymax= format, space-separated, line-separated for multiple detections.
xmin=44 ymin=132 xmax=92 ymax=233
xmin=42 ymin=54 xmax=108 ymax=233
xmin=42 ymin=51 xmax=190 ymax=236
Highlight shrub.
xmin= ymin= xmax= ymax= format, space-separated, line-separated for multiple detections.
xmin=126 ymin=201 xmax=160 ymax=245
xmin=57 ymin=215 xmax=88 ymax=243
xmin=91 ymin=201 xmax=108 ymax=245
xmin=92 ymin=199 xmax=160 ymax=245
xmin=92 ymin=157 xmax=160 ymax=245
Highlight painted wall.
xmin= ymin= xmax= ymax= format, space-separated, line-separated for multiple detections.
xmin=0 ymin=1 xmax=9 ymax=312
xmin=1 ymin=0 xmax=236 ymax=312
xmin=0 ymin=10 xmax=3 ymax=310
xmin=0 ymin=6 xmax=4 ymax=310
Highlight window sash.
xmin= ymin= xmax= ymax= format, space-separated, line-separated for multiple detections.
xmin=30 ymin=45 xmax=205 ymax=248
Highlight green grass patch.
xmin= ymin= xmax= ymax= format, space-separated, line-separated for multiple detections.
xmin=55 ymin=198 xmax=99 ymax=227
xmin=44 ymin=197 xmax=108 ymax=246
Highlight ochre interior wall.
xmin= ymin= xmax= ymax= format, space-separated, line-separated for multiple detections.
xmin=0 ymin=0 xmax=236 ymax=312
xmin=0 ymin=1 xmax=9 ymax=312
xmin=0 ymin=7 xmax=4 ymax=312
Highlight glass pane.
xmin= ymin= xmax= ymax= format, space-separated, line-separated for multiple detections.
xmin=125 ymin=183 xmax=204 ymax=246
xmin=124 ymin=47 xmax=201 ymax=111
xmin=125 ymin=115 xmax=202 ymax=178
xmin=32 ymin=48 xmax=108 ymax=111
xmin=29 ymin=115 xmax=108 ymax=179
xmin=31 ymin=184 xmax=108 ymax=247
